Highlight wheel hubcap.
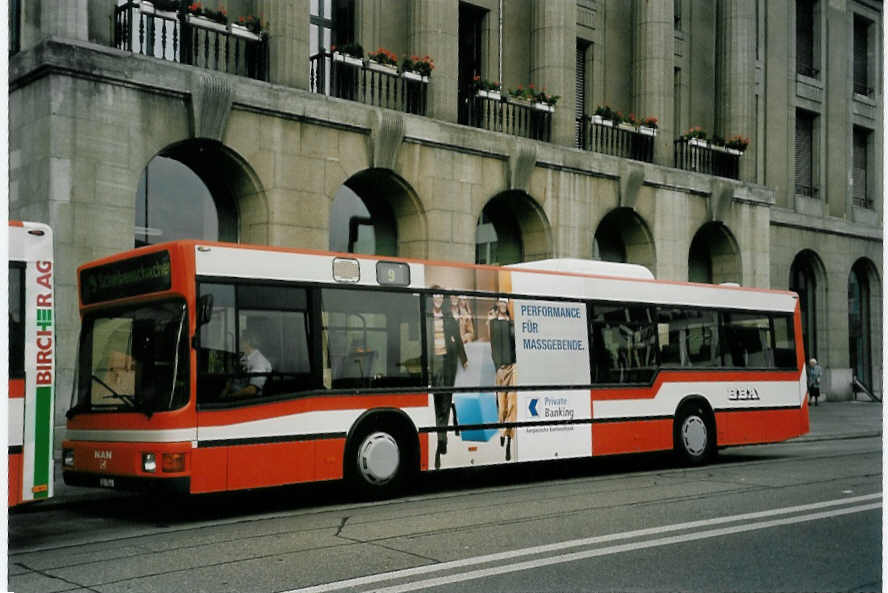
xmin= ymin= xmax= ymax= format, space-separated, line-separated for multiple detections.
xmin=357 ymin=432 xmax=400 ymax=485
xmin=681 ymin=416 xmax=708 ymax=456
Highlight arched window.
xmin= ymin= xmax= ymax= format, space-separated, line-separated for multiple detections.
xmin=593 ymin=208 xmax=656 ymax=272
xmin=848 ymin=261 xmax=872 ymax=388
xmin=329 ymin=184 xmax=397 ymax=256
xmin=134 ymin=155 xmax=236 ymax=247
xmin=476 ymin=196 xmax=523 ymax=265
xmin=688 ymin=222 xmax=740 ymax=284
xmin=790 ymin=251 xmax=821 ymax=359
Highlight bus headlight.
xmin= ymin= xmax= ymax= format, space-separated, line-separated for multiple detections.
xmin=142 ymin=452 xmax=157 ymax=473
xmin=62 ymin=448 xmax=74 ymax=468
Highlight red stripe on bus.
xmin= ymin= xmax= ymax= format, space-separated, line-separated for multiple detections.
xmin=592 ymin=419 xmax=673 ymax=455
xmin=67 ymin=407 xmax=197 ymax=431
xmin=716 ymin=406 xmax=809 ymax=446
xmin=8 ymin=379 xmax=25 ymax=398
xmin=8 ymin=452 xmax=23 ymax=507
xmin=8 ymin=220 xmax=23 ymax=227
xmin=196 ymin=393 xmax=429 ymax=427
xmin=591 ymin=369 xmax=801 ymax=401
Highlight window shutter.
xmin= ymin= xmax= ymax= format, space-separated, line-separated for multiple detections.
xmin=795 ymin=113 xmax=813 ymax=195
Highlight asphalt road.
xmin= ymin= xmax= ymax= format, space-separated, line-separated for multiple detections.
xmin=8 ymin=434 xmax=882 ymax=593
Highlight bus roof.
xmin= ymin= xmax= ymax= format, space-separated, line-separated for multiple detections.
xmin=78 ymin=240 xmax=799 ymax=314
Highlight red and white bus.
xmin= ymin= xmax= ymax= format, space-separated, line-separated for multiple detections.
xmin=63 ymin=241 xmax=809 ymax=497
xmin=8 ymin=221 xmax=55 ymax=506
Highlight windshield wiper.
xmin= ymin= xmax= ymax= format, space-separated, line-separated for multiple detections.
xmin=92 ymin=374 xmax=137 ymax=407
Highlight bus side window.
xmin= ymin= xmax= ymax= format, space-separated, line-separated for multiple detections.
xmin=8 ymin=264 xmax=24 ymax=378
xmin=321 ymin=288 xmax=422 ymax=390
xmin=590 ymin=304 xmax=657 ymax=383
xmin=772 ymin=314 xmax=797 ymax=368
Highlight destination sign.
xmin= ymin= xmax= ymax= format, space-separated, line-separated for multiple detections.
xmin=81 ymin=250 xmax=171 ymax=305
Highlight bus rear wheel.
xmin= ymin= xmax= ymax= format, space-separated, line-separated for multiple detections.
xmin=674 ymin=403 xmax=715 ymax=466
xmin=346 ymin=422 xmax=411 ymax=499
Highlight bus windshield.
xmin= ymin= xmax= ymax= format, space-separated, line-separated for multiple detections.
xmin=71 ymin=300 xmax=189 ymax=416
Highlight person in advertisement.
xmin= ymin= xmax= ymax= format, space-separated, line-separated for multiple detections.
xmin=428 ymin=288 xmax=468 ymax=469
xmin=457 ymin=296 xmax=475 ymax=343
xmin=489 ymin=297 xmax=517 ymax=461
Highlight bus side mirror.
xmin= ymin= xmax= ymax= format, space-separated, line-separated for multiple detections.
xmin=197 ymin=294 xmax=214 ymax=327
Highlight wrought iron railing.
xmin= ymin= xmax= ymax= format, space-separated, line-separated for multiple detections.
xmin=465 ymin=93 xmax=553 ymax=142
xmin=795 ymin=183 xmax=820 ymax=198
xmin=113 ymin=2 xmax=269 ymax=81
xmin=309 ymin=52 xmax=429 ymax=116
xmin=674 ymin=139 xmax=741 ymax=180
xmin=576 ymin=116 xmax=655 ymax=163
xmin=853 ymin=82 xmax=874 ymax=97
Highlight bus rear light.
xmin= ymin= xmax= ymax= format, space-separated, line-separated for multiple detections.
xmin=162 ymin=453 xmax=185 ymax=473
xmin=142 ymin=452 xmax=157 ymax=473
xmin=63 ymin=448 xmax=74 ymax=468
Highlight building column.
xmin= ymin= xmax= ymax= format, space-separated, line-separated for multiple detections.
xmin=634 ymin=0 xmax=674 ymax=167
xmin=409 ymin=0 xmax=459 ymax=123
xmin=257 ymin=0 xmax=310 ymax=89
xmin=531 ymin=0 xmax=575 ymax=147
xmin=717 ymin=0 xmax=756 ymax=182
xmin=41 ymin=0 xmax=89 ymax=41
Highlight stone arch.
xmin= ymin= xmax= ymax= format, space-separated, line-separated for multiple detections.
xmin=688 ymin=221 xmax=741 ymax=284
xmin=136 ymin=139 xmax=268 ymax=245
xmin=789 ymin=249 xmax=828 ymax=361
xmin=475 ymin=191 xmax=552 ymax=265
xmin=329 ymin=168 xmax=427 ymax=258
xmin=592 ymin=207 xmax=656 ymax=272
xmin=848 ymin=257 xmax=882 ymax=392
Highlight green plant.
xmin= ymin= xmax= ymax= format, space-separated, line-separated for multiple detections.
xmin=151 ymin=0 xmax=185 ymax=12
xmin=508 ymin=84 xmax=536 ymax=101
xmin=367 ymin=47 xmax=398 ymax=67
xmin=332 ymin=42 xmax=363 ymax=58
xmin=725 ymin=135 xmax=750 ymax=151
xmin=472 ymin=75 xmax=501 ymax=92
xmin=594 ymin=105 xmax=619 ymax=122
xmin=535 ymin=89 xmax=559 ymax=106
xmin=682 ymin=126 xmax=707 ymax=141
xmin=186 ymin=2 xmax=228 ymax=25
xmin=401 ymin=55 xmax=435 ymax=77
xmin=236 ymin=14 xmax=268 ymax=35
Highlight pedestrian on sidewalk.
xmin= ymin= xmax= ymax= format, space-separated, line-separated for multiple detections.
xmin=808 ymin=358 xmax=823 ymax=406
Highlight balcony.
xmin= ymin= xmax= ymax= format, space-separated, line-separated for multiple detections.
xmin=309 ymin=52 xmax=429 ymax=116
xmin=674 ymin=139 xmax=742 ymax=180
xmin=113 ymin=1 xmax=269 ymax=81
xmin=576 ymin=116 xmax=655 ymax=163
xmin=465 ymin=92 xmax=553 ymax=142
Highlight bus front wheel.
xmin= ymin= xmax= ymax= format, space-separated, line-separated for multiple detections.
xmin=674 ymin=403 xmax=715 ymax=465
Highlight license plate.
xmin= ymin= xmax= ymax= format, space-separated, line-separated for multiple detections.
xmin=99 ymin=478 xmax=115 ymax=488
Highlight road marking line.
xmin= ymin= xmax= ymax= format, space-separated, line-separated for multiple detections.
xmin=286 ymin=493 xmax=880 ymax=593
xmin=372 ymin=502 xmax=881 ymax=593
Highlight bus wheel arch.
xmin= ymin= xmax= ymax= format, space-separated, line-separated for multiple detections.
xmin=344 ymin=409 xmax=419 ymax=499
xmin=673 ymin=396 xmax=717 ymax=465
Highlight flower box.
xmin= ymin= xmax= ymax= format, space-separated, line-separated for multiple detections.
xmin=725 ymin=147 xmax=743 ymax=156
xmin=186 ymin=13 xmax=229 ymax=33
xmin=688 ymin=138 xmax=709 ymax=148
xmin=367 ymin=60 xmax=398 ymax=75
xmin=638 ymin=126 xmax=658 ymax=136
xmin=617 ymin=122 xmax=636 ymax=132
xmin=229 ymin=23 xmax=260 ymax=41
xmin=591 ymin=115 xmax=614 ymax=127
xmin=333 ymin=52 xmax=364 ymax=67
xmin=508 ymin=97 xmax=533 ymax=108
xmin=402 ymin=70 xmax=429 ymax=83
xmin=139 ymin=1 xmax=155 ymax=14
xmin=534 ymin=102 xmax=555 ymax=112
xmin=476 ymin=90 xmax=502 ymax=101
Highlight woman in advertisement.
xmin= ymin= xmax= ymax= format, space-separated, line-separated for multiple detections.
xmin=428 ymin=288 xmax=468 ymax=469
xmin=488 ymin=297 xmax=517 ymax=461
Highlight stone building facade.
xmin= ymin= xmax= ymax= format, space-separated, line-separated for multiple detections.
xmin=8 ymin=0 xmax=883 ymax=447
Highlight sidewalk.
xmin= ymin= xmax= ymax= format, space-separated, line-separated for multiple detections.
xmin=33 ymin=400 xmax=884 ymax=510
